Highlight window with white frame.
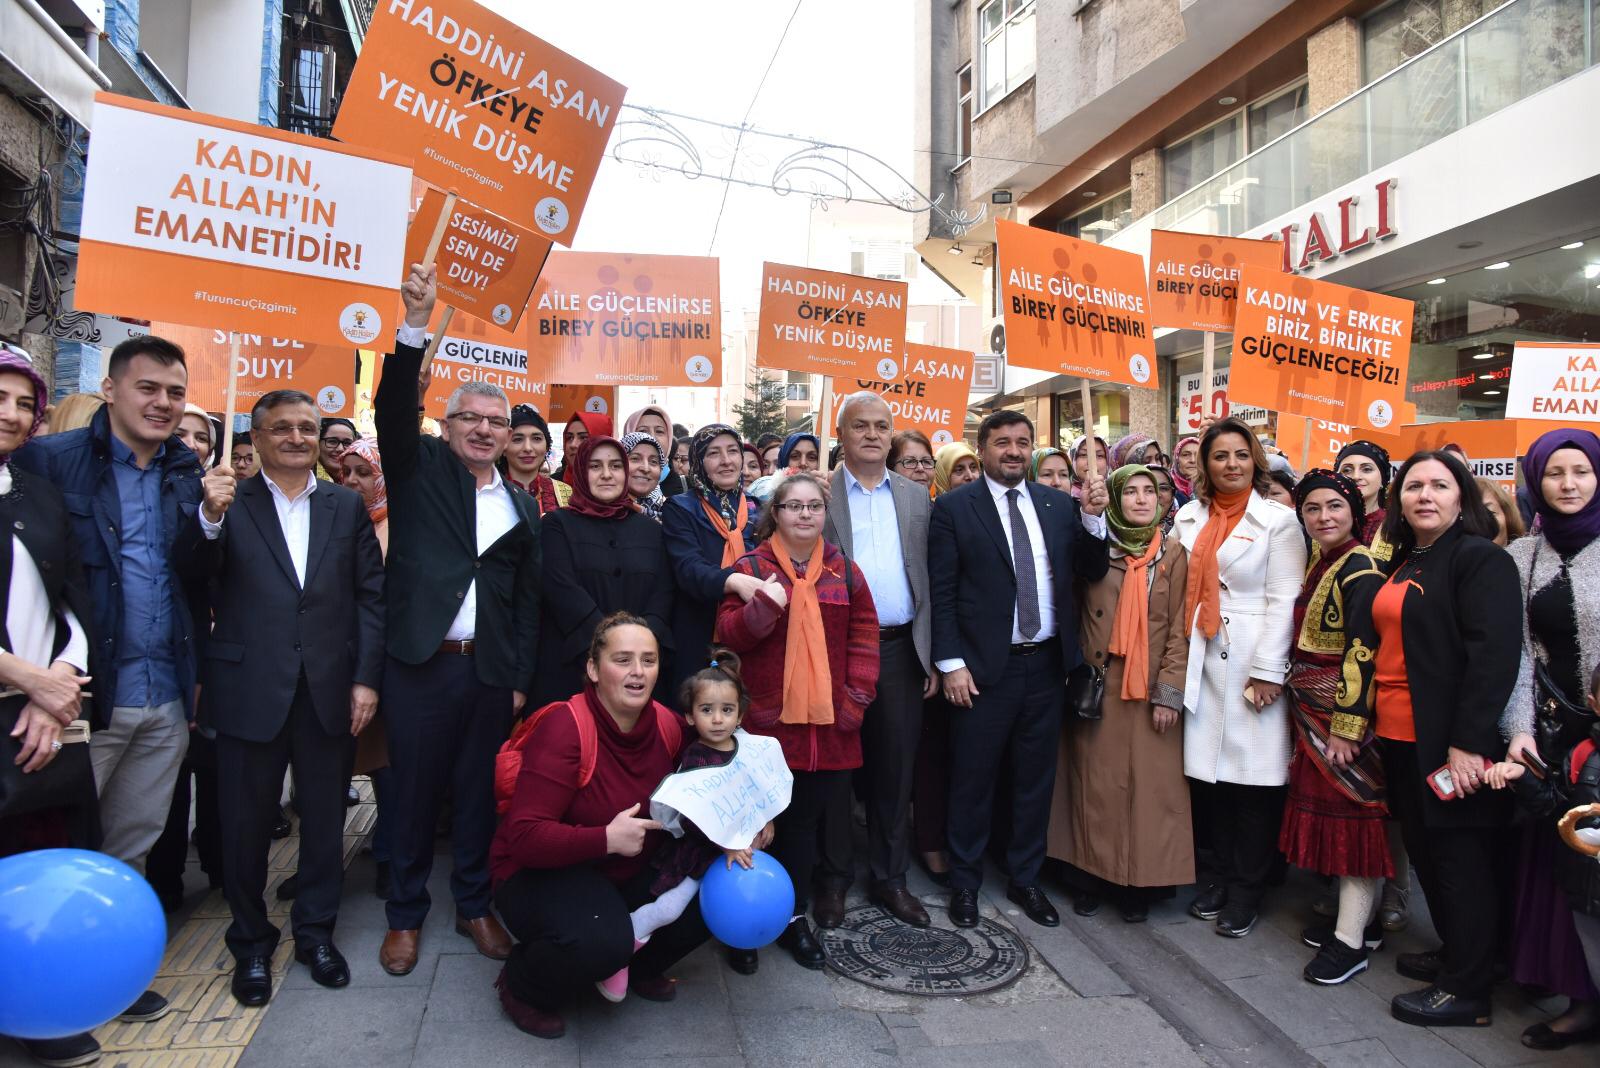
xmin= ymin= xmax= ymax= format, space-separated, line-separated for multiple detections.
xmin=979 ymin=0 xmax=1036 ymax=110
xmin=956 ymin=64 xmax=973 ymax=165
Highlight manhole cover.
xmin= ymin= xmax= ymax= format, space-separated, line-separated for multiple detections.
xmin=817 ymin=903 xmax=1029 ymax=996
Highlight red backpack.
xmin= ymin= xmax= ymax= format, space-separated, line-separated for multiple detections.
xmin=495 ymin=695 xmax=680 ymax=814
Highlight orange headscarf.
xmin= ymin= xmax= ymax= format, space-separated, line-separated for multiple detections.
xmin=1183 ymin=488 xmax=1252 ymax=639
xmin=772 ymin=534 xmax=834 ymax=725
xmin=701 ymin=496 xmax=750 ymax=567
xmin=1108 ymin=533 xmax=1164 ymax=701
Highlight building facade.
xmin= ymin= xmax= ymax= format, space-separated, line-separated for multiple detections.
xmin=913 ymin=0 xmax=1600 ymax=448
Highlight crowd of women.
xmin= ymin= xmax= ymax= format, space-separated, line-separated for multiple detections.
xmin=2 ymin=318 xmax=1598 ymax=1060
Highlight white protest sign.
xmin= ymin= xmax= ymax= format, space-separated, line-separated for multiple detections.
xmin=649 ymin=730 xmax=793 ymax=851
xmin=1505 ymin=342 xmax=1600 ymax=422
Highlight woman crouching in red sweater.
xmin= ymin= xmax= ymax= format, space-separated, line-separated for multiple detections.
xmin=716 ymin=471 xmax=879 ymax=973
xmin=489 ymin=613 xmax=703 ymax=1039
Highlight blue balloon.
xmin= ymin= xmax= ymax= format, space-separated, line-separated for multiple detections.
xmin=699 ymin=849 xmax=796 ymax=950
xmin=0 ymin=849 xmax=166 ymax=1039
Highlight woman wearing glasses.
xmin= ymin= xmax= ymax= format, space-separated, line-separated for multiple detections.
xmin=716 ymin=471 xmax=879 ymax=970
xmin=890 ymin=430 xmax=936 ymax=493
xmin=317 ymin=418 xmax=357 ymax=484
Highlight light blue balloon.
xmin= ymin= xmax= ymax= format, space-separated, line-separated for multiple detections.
xmin=699 ymin=849 xmax=796 ymax=950
xmin=0 ymin=849 xmax=166 ymax=1039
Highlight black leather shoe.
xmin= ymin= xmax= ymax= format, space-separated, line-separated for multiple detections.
xmin=294 ymin=942 xmax=350 ymax=989
xmin=812 ymin=883 xmax=847 ymax=929
xmin=231 ymin=955 xmax=272 ymax=1006
xmin=1073 ymin=895 xmax=1102 ymax=917
xmin=776 ymin=918 xmax=826 ymax=970
xmin=1522 ymin=1021 xmax=1600 ymax=1050
xmin=1188 ymin=883 xmax=1226 ymax=920
xmin=1007 ymin=885 xmax=1060 ymax=927
xmin=948 ymin=888 xmax=979 ymax=928
xmin=373 ymin=860 xmax=392 ymax=901
xmin=18 ymin=1033 xmax=101 ymax=1067
xmin=1391 ymin=984 xmax=1492 ymax=1027
xmin=725 ymin=947 xmax=759 ymax=975
xmin=275 ymin=874 xmax=299 ymax=901
xmin=270 ymin=810 xmax=291 ymax=840
xmin=1396 ymin=948 xmax=1443 ymax=982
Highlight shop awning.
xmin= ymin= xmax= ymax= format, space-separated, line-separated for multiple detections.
xmin=0 ymin=0 xmax=110 ymax=128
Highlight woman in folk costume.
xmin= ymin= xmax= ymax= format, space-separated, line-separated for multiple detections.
xmin=661 ymin=425 xmax=763 ymax=695
xmin=1174 ymin=417 xmax=1307 ymax=938
xmin=1275 ymin=470 xmax=1392 ymax=986
xmin=1049 ymin=463 xmax=1191 ymax=922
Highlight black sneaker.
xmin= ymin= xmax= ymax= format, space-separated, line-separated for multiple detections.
xmin=119 ymin=989 xmax=171 ymax=1022
xmin=1396 ymin=948 xmax=1443 ymax=982
xmin=1391 ymin=984 xmax=1492 ymax=1027
xmin=18 ymin=1033 xmax=100 ymax=1067
xmin=1304 ymin=938 xmax=1370 ymax=985
xmin=1215 ymin=904 xmax=1257 ymax=938
xmin=1301 ymin=920 xmax=1384 ymax=951
xmin=1188 ymin=883 xmax=1226 ymax=921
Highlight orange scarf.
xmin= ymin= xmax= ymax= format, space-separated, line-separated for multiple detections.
xmin=772 ymin=535 xmax=834 ymax=725
xmin=1108 ymin=534 xmax=1164 ymax=701
xmin=1184 ymin=488 xmax=1252 ymax=639
xmin=701 ymin=495 xmax=750 ymax=567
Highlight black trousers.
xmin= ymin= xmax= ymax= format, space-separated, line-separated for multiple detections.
xmin=1382 ymin=741 xmax=1500 ymax=998
xmin=853 ymin=632 xmax=925 ymax=888
xmin=383 ymin=652 xmax=512 ymax=930
xmin=946 ymin=642 xmax=1064 ymax=891
xmin=147 ymin=736 xmax=222 ymax=898
xmin=217 ymin=678 xmax=351 ymax=958
xmin=771 ymin=769 xmax=852 ymax=913
xmin=495 ymin=863 xmax=710 ymax=1011
xmin=1189 ymin=780 xmax=1287 ymax=912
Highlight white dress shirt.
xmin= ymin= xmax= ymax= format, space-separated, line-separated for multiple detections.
xmin=841 ymin=465 xmax=914 ymax=626
xmin=199 ymin=470 xmax=318 ymax=585
xmin=934 ymin=475 xmax=1107 ymax=674
xmin=444 ymin=468 xmax=520 ymax=641
xmin=0 ymin=467 xmax=88 ymax=674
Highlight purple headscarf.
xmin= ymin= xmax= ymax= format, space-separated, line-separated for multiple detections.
xmin=1521 ymin=428 xmax=1600 ymax=555
xmin=0 ymin=351 xmax=48 ymax=464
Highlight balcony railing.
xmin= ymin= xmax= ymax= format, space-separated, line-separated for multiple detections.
xmin=1145 ymin=0 xmax=1598 ymax=237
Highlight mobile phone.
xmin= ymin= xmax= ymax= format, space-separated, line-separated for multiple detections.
xmin=1515 ymin=748 xmax=1550 ymax=781
xmin=1428 ymin=757 xmax=1491 ymax=801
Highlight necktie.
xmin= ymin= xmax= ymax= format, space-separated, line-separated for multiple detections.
xmin=1007 ymin=488 xmax=1040 ymax=639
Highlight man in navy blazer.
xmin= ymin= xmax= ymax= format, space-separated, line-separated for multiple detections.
xmin=928 ymin=410 xmax=1110 ymax=929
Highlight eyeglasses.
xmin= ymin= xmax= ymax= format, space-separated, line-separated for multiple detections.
xmin=894 ymin=457 xmax=936 ymax=469
xmin=775 ymin=500 xmax=826 ymax=515
xmin=448 ymin=412 xmax=512 ymax=431
xmin=264 ymin=423 xmax=320 ymax=438
xmin=322 ymin=437 xmax=354 ymax=450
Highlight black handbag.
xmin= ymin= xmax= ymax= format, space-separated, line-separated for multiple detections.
xmin=0 ymin=693 xmax=94 ymax=819
xmin=1065 ymin=662 xmax=1106 ymax=721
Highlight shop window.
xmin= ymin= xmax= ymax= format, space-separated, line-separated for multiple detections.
xmin=979 ymin=0 xmax=1036 ymax=110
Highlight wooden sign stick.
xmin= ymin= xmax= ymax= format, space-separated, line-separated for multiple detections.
xmin=221 ymin=332 xmax=241 ymax=461
xmin=1201 ymin=330 xmax=1216 ymax=423
xmin=422 ymin=305 xmax=455 ymax=372
xmin=417 ymin=190 xmax=458 ymax=374
xmin=1080 ymin=379 xmax=1096 ymax=481
xmin=816 ymin=374 xmax=834 ymax=468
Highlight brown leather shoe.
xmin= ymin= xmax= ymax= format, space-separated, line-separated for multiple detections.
xmin=455 ymin=912 xmax=513 ymax=960
xmin=812 ymin=883 xmax=848 ymax=929
xmin=872 ymin=884 xmax=931 ymax=927
xmin=380 ymin=929 xmax=419 ymax=975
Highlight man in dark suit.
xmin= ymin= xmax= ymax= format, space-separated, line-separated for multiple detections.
xmin=821 ymin=392 xmax=935 ymax=931
xmin=928 ymin=410 xmax=1109 ymax=929
xmin=180 ymin=389 xmax=385 ymax=1004
xmin=376 ymin=264 xmax=541 ymax=976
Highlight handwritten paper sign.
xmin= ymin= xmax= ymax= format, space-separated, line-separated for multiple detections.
xmin=756 ymin=263 xmax=909 ymax=381
xmin=649 ymin=731 xmax=794 ymax=850
xmin=995 ymin=219 xmax=1157 ymax=389
xmin=1505 ymin=342 xmax=1600 ymax=423
xmin=77 ymin=94 xmax=411 ymax=348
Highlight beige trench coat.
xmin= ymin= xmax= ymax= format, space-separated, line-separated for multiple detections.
xmin=1047 ymin=534 xmax=1195 ymax=887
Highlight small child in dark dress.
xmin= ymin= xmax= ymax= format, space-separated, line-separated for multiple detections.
xmin=596 ymin=650 xmax=777 ymax=1001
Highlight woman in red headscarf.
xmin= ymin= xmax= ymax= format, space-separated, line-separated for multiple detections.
xmin=535 ymin=435 xmax=674 ymax=705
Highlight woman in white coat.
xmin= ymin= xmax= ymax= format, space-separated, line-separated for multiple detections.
xmin=1174 ymin=418 xmax=1307 ymax=938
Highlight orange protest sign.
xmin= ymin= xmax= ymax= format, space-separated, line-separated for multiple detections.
xmin=334 ymin=0 xmax=625 ymax=244
xmin=76 ymin=94 xmax=412 ymax=348
xmin=1274 ymin=414 xmax=1405 ymax=476
xmin=154 ymin=324 xmax=356 ymax=417
xmin=376 ymin=305 xmax=543 ymax=417
xmin=1505 ymin=342 xmax=1600 ymax=422
xmin=528 ymin=253 xmax=721 ymax=387
xmin=1391 ymin=418 xmax=1570 ymax=486
xmin=547 ymin=385 xmax=618 ymax=423
xmin=827 ymin=343 xmax=972 ymax=445
xmin=1231 ymin=266 xmax=1413 ymax=431
xmin=995 ymin=219 xmax=1157 ymax=389
xmin=403 ymin=188 xmax=550 ymax=328
xmin=1147 ymin=230 xmax=1283 ymax=332
xmin=757 ymin=263 xmax=910 ymax=382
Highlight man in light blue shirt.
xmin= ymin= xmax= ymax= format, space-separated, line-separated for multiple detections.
xmin=820 ymin=392 xmax=937 ymax=929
